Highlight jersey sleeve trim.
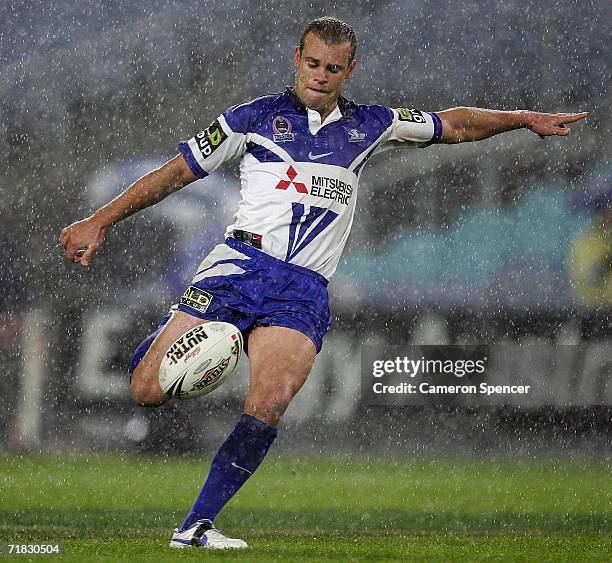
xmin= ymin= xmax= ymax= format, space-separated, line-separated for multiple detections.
xmin=384 ymin=107 xmax=436 ymax=148
xmin=429 ymin=111 xmax=443 ymax=143
xmin=179 ymin=140 xmax=208 ymax=178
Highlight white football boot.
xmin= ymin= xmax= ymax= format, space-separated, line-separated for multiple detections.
xmin=169 ymin=519 xmax=248 ymax=549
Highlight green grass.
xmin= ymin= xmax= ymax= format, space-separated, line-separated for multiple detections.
xmin=0 ymin=453 xmax=610 ymax=561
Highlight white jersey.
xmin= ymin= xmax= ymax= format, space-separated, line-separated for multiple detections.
xmin=179 ymin=89 xmax=442 ymax=279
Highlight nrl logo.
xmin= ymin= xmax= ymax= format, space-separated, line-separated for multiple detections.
xmin=273 ymin=116 xmax=294 ymax=143
xmin=346 ymin=128 xmax=366 ymax=143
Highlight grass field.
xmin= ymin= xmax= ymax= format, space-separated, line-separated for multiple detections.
xmin=0 ymin=453 xmax=610 ymax=561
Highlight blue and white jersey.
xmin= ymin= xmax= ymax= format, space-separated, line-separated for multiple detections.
xmin=179 ymin=89 xmax=442 ymax=279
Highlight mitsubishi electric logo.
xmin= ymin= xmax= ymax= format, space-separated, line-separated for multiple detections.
xmin=275 ymin=166 xmax=353 ymax=205
xmin=275 ymin=165 xmax=308 ymax=193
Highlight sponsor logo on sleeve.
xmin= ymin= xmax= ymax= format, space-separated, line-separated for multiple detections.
xmin=195 ymin=119 xmax=228 ymax=158
xmin=272 ymin=115 xmax=294 ymax=143
xmin=180 ymin=285 xmax=213 ymax=313
xmin=396 ymin=108 xmax=427 ymax=123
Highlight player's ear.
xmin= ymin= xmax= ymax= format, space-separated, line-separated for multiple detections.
xmin=346 ymin=60 xmax=356 ymax=78
xmin=294 ymin=46 xmax=301 ymax=68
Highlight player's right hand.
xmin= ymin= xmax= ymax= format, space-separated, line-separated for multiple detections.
xmin=59 ymin=216 xmax=107 ymax=267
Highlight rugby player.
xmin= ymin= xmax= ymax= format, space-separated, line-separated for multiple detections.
xmin=60 ymin=17 xmax=587 ymax=549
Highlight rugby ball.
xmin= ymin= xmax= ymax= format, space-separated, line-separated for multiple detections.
xmin=159 ymin=322 xmax=243 ymax=400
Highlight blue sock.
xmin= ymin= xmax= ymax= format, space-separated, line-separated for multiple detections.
xmin=180 ymin=413 xmax=278 ymax=529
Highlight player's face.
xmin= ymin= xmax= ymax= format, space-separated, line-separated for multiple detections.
xmin=294 ymin=32 xmax=356 ymax=120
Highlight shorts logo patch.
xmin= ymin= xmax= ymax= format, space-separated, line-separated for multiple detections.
xmin=181 ymin=286 xmax=213 ymax=313
xmin=396 ymin=108 xmax=427 ymax=123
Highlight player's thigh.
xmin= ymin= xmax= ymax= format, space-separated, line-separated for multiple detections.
xmin=244 ymin=325 xmax=317 ymax=425
xmin=131 ymin=310 xmax=209 ymax=404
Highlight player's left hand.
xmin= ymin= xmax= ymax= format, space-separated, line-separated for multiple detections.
xmin=527 ymin=111 xmax=588 ymax=138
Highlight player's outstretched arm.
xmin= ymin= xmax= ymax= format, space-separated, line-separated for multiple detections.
xmin=436 ymin=108 xmax=588 ymax=144
xmin=60 ymin=154 xmax=197 ymax=266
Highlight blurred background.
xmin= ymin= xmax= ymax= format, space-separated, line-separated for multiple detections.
xmin=0 ymin=0 xmax=610 ymax=455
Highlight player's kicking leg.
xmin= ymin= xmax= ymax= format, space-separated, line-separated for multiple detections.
xmin=170 ymin=325 xmax=316 ymax=549
xmin=129 ymin=311 xmax=248 ymax=548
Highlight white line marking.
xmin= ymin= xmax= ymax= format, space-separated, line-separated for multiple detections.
xmin=231 ymin=462 xmax=253 ymax=475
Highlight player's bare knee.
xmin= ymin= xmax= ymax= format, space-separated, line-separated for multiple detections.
xmin=130 ymin=371 xmax=167 ymax=407
xmin=131 ymin=383 xmax=167 ymax=407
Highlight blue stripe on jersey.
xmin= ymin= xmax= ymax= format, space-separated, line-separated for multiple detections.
xmin=286 ymin=203 xmax=338 ymax=261
xmin=179 ymin=140 xmax=208 ymax=178
xmin=286 ymin=203 xmax=325 ymax=261
xmin=286 ymin=202 xmax=305 ymax=261
xmin=247 ymin=142 xmax=285 ymax=163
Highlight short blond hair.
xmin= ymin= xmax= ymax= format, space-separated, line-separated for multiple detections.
xmin=299 ymin=17 xmax=357 ymax=63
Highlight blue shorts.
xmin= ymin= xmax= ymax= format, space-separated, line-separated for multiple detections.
xmin=129 ymin=238 xmax=331 ymax=374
